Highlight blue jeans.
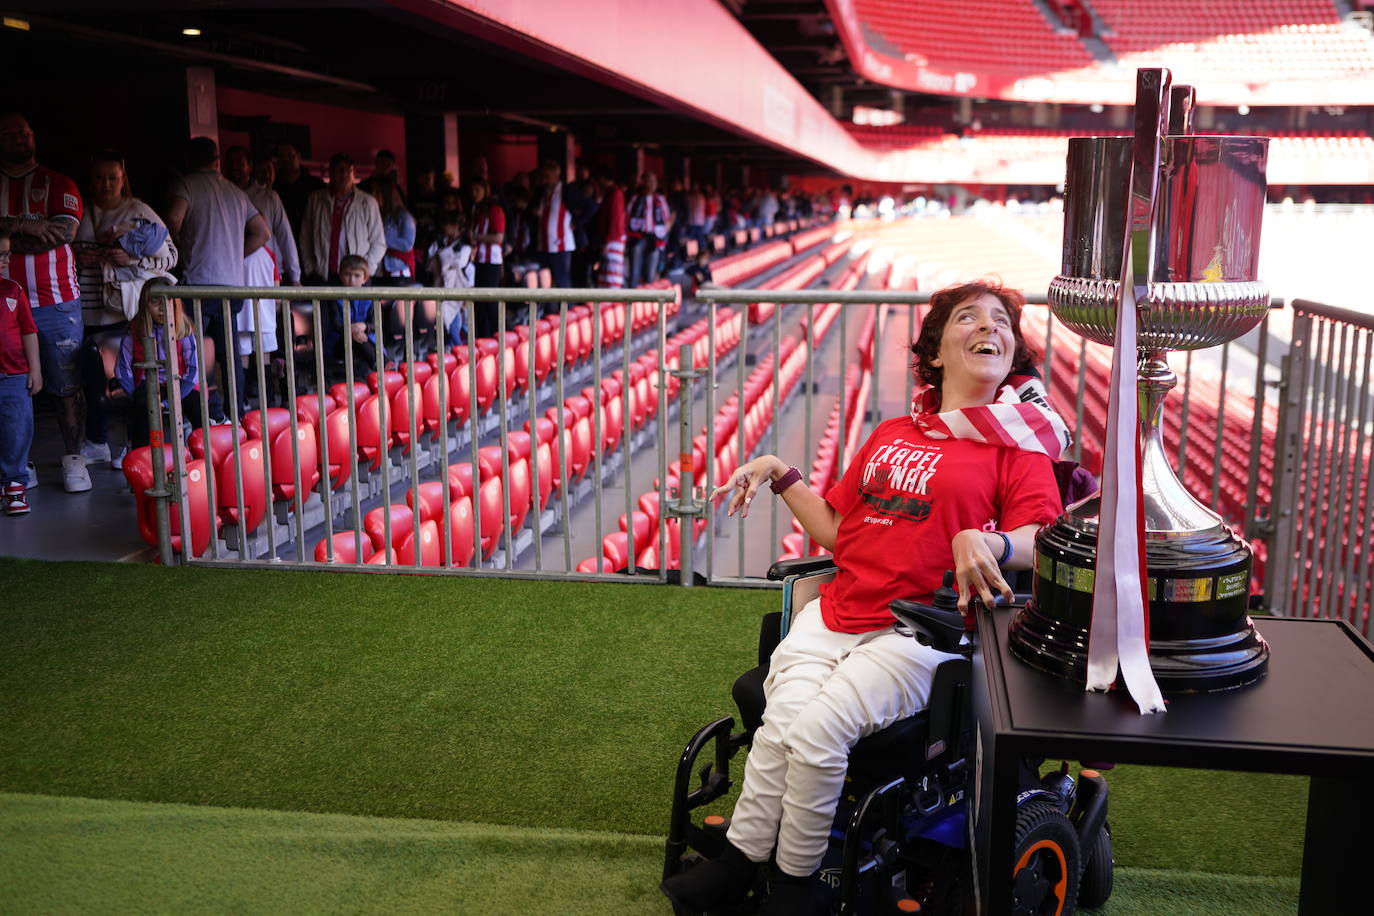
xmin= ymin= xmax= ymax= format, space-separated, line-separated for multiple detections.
xmin=627 ymin=237 xmax=661 ymax=287
xmin=197 ymin=298 xmax=245 ymax=419
xmin=0 ymin=373 xmax=34 ymax=486
xmin=31 ymin=298 xmax=83 ymax=397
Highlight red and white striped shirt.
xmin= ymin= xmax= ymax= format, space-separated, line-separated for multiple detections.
xmin=0 ymin=164 xmax=82 ymax=307
xmin=537 ymin=183 xmax=575 ymax=253
xmin=473 ymin=202 xmax=506 ymax=265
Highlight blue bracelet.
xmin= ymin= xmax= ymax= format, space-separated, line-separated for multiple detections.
xmin=994 ymin=531 xmax=1012 ymax=566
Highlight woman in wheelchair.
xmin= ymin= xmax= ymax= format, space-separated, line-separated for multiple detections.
xmin=661 ymin=280 xmax=1071 ymax=914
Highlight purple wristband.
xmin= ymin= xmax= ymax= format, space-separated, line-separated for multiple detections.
xmin=770 ymin=466 xmax=802 ymax=494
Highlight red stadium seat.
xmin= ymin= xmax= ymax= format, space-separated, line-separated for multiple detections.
xmin=526 ymin=418 xmax=569 ymax=495
xmin=364 ymin=504 xmax=414 ymax=554
xmin=266 ymin=421 xmax=320 ymax=502
xmin=600 ymin=396 xmax=624 ymax=453
xmin=168 ymin=458 xmax=214 ymax=559
xmin=355 ymin=394 xmax=391 ymax=471
xmin=576 ymin=556 xmax=615 ymax=573
xmin=319 ymin=407 xmax=354 ymax=490
xmin=242 ymin=407 xmax=292 ymax=442
xmin=329 ymin=381 xmax=371 ymax=413
xmin=407 ymin=480 xmax=449 ymax=523
xmin=448 ymin=358 xmax=472 ymax=423
xmin=389 ymin=381 xmax=427 ymax=453
xmin=619 ymin=511 xmax=652 ymax=549
xmin=505 ymin=456 xmax=532 ymax=533
xmin=188 ymin=424 xmax=247 ymax=472
xmin=475 ymin=475 xmax=505 ymax=558
xmin=602 ymin=532 xmax=630 ymax=572
xmin=398 ymin=519 xmax=442 ymax=567
xmin=638 ymin=491 xmax=662 ymax=530
xmin=369 ymin=369 xmax=407 ymax=400
xmin=314 ymin=531 xmax=374 ymax=564
xmin=404 ymin=360 xmax=434 ymax=386
xmin=215 ymin=440 xmax=268 ymax=534
xmin=293 ymin=392 xmax=335 ymax=431
xmin=124 ymin=444 xmax=184 ymax=549
xmin=447 ymin=495 xmax=476 ymax=567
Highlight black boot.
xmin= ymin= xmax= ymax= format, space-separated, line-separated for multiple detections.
xmin=761 ymin=867 xmax=828 ymax=916
xmin=661 ymin=840 xmax=760 ymax=912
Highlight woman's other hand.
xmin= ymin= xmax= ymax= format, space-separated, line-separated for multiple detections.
xmin=951 ymin=528 xmax=1012 ymax=614
xmin=708 ymin=454 xmax=786 ymax=518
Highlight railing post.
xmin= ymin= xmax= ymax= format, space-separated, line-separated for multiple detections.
xmin=138 ymin=333 xmax=175 ymax=567
xmin=668 ymin=342 xmax=704 ymax=586
xmin=1261 ymin=314 xmax=1311 ymax=616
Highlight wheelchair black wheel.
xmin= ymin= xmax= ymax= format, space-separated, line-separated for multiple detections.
xmin=1011 ymin=800 xmax=1080 ymax=916
xmin=1076 ymin=822 xmax=1113 ymax=910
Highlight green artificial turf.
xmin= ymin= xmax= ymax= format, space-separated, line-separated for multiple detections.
xmin=0 ymin=558 xmax=1307 ymax=883
xmin=0 ymin=793 xmax=1298 ymax=915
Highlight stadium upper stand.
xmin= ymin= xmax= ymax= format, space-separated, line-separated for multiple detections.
xmin=1093 ymin=0 xmax=1374 ymax=84
xmin=855 ymin=0 xmax=1096 ymax=75
xmin=832 ymin=0 xmax=1374 ymax=104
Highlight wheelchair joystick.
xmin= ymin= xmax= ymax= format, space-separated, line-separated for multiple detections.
xmin=890 ymin=571 xmax=976 ymax=654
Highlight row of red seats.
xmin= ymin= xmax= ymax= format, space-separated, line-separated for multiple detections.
xmin=319 ymin=307 xmax=749 ymax=569
xmin=746 ymin=238 xmax=856 ymax=324
xmin=576 ymin=293 xmax=854 ymax=574
xmin=579 ymin=246 xmax=873 ymax=574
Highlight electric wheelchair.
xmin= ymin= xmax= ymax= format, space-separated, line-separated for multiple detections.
xmin=663 ymin=558 xmax=1114 ymax=915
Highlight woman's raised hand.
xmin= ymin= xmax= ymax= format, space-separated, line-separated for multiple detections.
xmin=708 ymin=455 xmax=786 ymax=518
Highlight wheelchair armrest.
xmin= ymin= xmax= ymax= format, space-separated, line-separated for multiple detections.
xmin=889 ymin=599 xmax=969 ymax=655
xmin=767 ymin=557 xmax=837 ymax=581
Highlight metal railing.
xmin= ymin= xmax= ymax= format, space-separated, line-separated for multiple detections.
xmin=135 ymin=282 xmax=1347 ymax=630
xmin=141 ymin=283 xmax=683 ymax=582
xmin=1262 ymin=299 xmax=1374 ymax=636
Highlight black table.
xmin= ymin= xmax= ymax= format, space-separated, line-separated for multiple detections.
xmin=971 ymin=611 xmax=1374 ymax=915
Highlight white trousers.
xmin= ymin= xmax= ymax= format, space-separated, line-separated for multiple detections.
xmin=726 ymin=598 xmax=958 ymax=876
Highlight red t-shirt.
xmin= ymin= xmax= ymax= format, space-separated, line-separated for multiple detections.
xmin=819 ymin=416 xmax=1062 ymax=633
xmin=0 ymin=164 xmax=83 ymax=307
xmin=0 ymin=278 xmax=37 ymax=375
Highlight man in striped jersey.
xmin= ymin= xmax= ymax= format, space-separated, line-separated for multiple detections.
xmin=0 ymin=113 xmax=90 ymax=492
xmin=535 ymin=159 xmax=576 ymax=295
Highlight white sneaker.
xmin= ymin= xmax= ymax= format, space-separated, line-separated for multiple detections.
xmin=25 ymin=462 xmax=37 ymax=488
xmin=80 ymin=439 xmax=111 ymax=463
xmin=62 ymin=454 xmax=92 ymax=493
xmin=112 ymin=445 xmax=129 ymax=471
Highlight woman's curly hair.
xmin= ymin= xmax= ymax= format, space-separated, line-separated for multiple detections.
xmin=909 ymin=280 xmax=1037 ymax=391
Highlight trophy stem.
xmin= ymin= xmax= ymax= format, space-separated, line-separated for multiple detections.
xmin=1138 ymin=351 xmax=1226 ymax=536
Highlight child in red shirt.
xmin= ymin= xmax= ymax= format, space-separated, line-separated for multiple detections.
xmin=0 ymin=232 xmax=42 ymax=514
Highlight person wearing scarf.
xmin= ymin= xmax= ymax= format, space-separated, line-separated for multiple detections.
xmin=662 ymin=280 xmax=1069 ymax=916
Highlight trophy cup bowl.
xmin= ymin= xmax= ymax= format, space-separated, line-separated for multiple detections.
xmin=1008 ymin=125 xmax=1272 ymax=692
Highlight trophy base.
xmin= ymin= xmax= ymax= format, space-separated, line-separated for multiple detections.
xmin=1009 ymin=515 xmax=1270 ymax=693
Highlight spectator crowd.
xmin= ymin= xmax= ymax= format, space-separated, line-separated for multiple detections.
xmin=0 ymin=110 xmax=828 ymax=517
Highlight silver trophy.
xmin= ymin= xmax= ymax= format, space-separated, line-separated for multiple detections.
xmin=1010 ymin=69 xmax=1270 ymax=691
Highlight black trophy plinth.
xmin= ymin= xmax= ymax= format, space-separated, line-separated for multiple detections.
xmin=1008 ymin=517 xmax=1269 ymax=693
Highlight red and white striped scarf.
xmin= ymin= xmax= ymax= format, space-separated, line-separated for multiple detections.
xmin=909 ymin=373 xmax=1071 ymax=460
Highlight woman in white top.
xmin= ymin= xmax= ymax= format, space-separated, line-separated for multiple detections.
xmin=75 ymin=151 xmax=177 ymax=465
